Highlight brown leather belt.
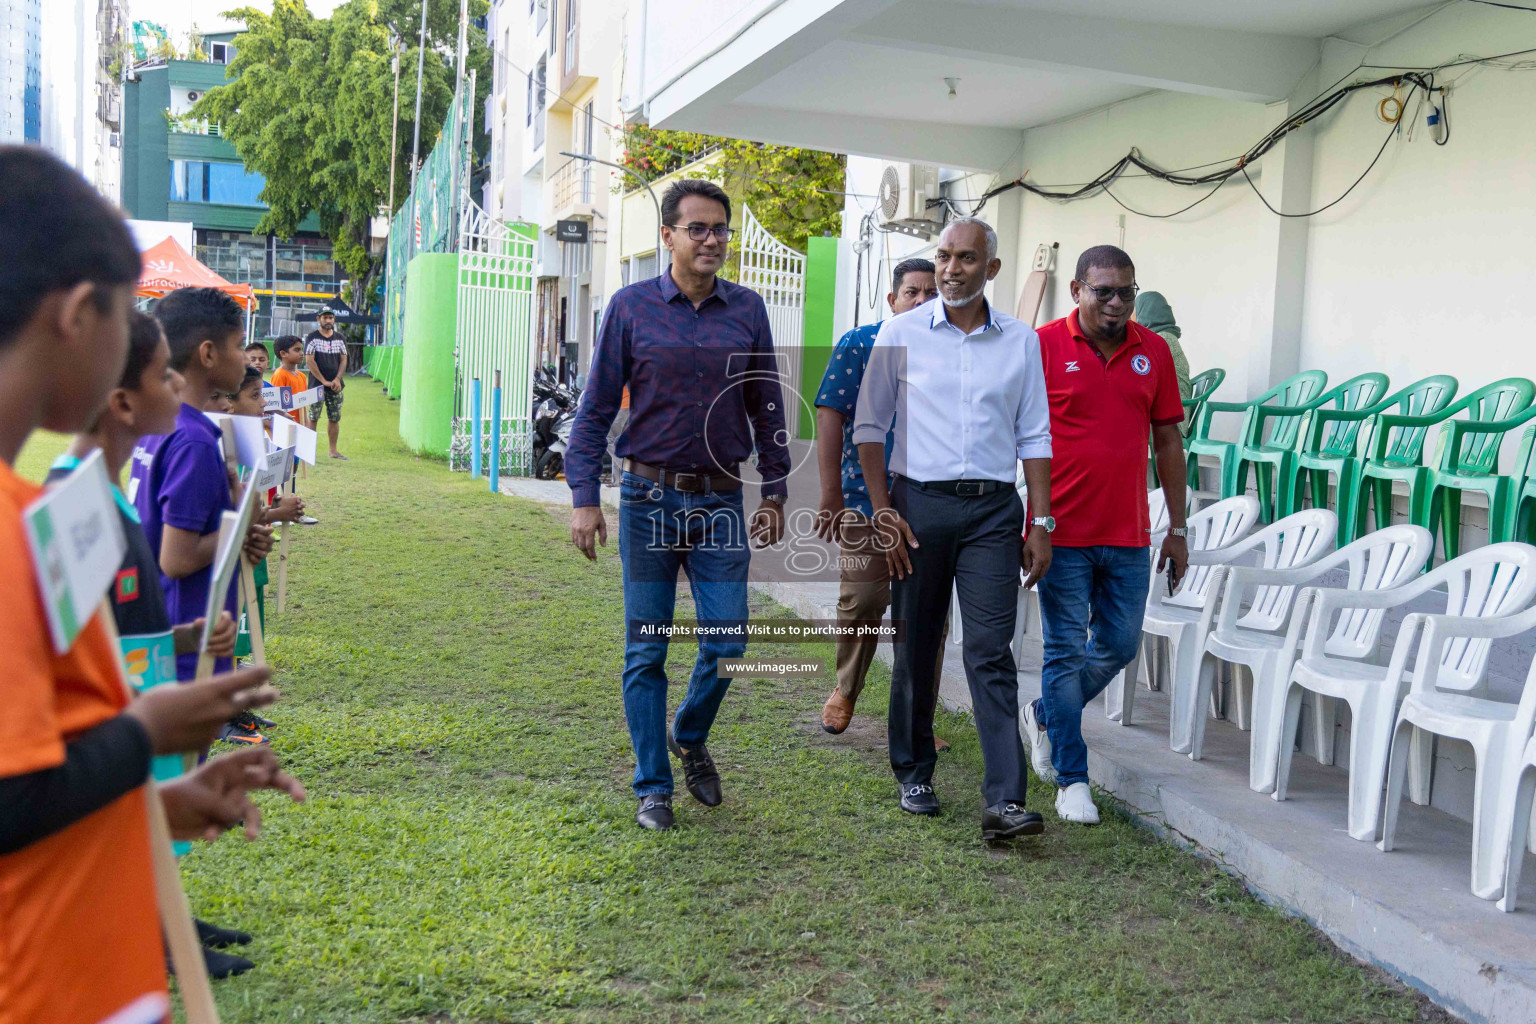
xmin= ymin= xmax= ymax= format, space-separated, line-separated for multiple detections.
xmin=622 ymin=458 xmax=742 ymax=494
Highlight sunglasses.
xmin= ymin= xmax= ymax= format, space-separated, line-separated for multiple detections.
xmin=1078 ymin=282 xmax=1140 ymax=304
xmin=670 ymin=223 xmax=735 ymax=242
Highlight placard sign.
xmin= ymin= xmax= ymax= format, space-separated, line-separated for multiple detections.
xmin=200 ymin=479 xmax=258 ymax=651
xmin=251 ymin=446 xmax=295 ymax=493
xmin=23 ymin=450 xmax=127 ymax=653
xmin=289 ymin=386 xmax=325 ymax=410
xmin=272 ymin=414 xmax=319 ymax=465
xmin=262 ymin=386 xmax=293 ymax=413
xmin=206 ymin=413 xmax=269 ymax=470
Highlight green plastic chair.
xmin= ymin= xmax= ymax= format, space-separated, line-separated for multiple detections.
xmin=1231 ymin=372 xmax=1389 ymax=523
xmin=1182 ymin=368 xmax=1226 ymax=441
xmin=1423 ymin=380 xmax=1536 ymax=563
xmin=1352 ymin=378 xmax=1536 ymax=561
xmin=1286 ymin=375 xmax=1458 ymax=544
xmin=1502 ymin=425 xmax=1536 ymax=545
xmin=1151 ymin=368 xmax=1225 ymax=488
xmin=1186 ymin=370 xmax=1328 ymax=502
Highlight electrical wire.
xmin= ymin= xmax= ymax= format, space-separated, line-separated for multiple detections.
xmin=1463 ymin=0 xmax=1536 ymax=13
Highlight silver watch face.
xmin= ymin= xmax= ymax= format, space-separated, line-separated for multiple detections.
xmin=1033 ymin=516 xmax=1056 ymax=533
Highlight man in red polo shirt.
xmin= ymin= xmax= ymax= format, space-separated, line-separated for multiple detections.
xmin=1019 ymin=245 xmax=1189 ymax=824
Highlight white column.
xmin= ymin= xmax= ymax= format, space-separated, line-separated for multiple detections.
xmin=1242 ymin=60 xmax=1320 ymax=398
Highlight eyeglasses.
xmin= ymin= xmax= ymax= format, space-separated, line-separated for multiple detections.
xmin=670 ymin=223 xmax=735 ymax=242
xmin=1079 ymin=282 xmax=1139 ymax=304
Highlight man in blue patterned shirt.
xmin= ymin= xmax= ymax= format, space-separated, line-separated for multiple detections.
xmin=813 ymin=258 xmax=937 ymax=734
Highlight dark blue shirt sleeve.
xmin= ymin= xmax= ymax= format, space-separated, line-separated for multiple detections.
xmin=566 ymin=295 xmax=628 ymax=507
xmin=814 ymin=329 xmax=865 ymax=418
xmin=743 ymin=298 xmax=790 ymax=500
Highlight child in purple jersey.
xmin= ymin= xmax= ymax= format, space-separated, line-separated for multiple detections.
xmin=130 ymin=288 xmax=274 ymax=693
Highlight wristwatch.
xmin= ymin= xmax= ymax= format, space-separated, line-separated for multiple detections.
xmin=1030 ymin=516 xmax=1056 ymax=533
xmin=1168 ymin=526 xmax=1190 ymax=538
xmin=763 ymin=493 xmax=787 ymax=506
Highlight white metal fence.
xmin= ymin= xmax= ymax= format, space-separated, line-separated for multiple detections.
xmin=737 ymin=204 xmax=807 ymax=437
xmin=450 ymin=200 xmax=538 ymax=475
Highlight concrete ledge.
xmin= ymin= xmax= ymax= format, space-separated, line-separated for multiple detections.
xmin=753 ymin=580 xmax=1536 ymax=1024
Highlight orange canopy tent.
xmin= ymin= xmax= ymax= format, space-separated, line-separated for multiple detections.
xmin=137 ymin=236 xmax=257 ymax=312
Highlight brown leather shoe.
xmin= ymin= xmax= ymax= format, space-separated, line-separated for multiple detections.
xmin=934 ymin=736 xmax=951 ymax=753
xmin=822 ymin=691 xmax=855 ymax=734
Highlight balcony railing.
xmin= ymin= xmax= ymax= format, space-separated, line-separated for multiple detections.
xmin=552 ymin=158 xmax=593 ymax=209
xmin=167 ymin=115 xmax=223 ymax=137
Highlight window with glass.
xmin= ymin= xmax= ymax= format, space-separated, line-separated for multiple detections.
xmin=170 ymin=160 xmax=266 ymax=206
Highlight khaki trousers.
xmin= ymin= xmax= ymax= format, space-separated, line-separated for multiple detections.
xmin=834 ymin=514 xmax=947 ymax=704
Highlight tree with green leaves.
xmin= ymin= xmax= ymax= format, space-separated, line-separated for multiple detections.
xmin=194 ymin=0 xmax=489 ymax=315
xmin=620 ymin=124 xmax=845 ymax=255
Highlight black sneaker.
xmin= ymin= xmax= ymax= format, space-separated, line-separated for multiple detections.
xmin=899 ymin=783 xmax=940 ymax=816
xmin=636 ymin=794 xmax=674 ymax=830
xmin=218 ymin=712 xmax=268 ymax=747
xmin=250 ymin=713 xmax=277 ymax=730
xmin=202 ymin=946 xmax=254 ymax=980
xmin=195 ymin=918 xmax=252 ymax=949
xmin=981 ymin=800 xmax=1045 ymax=841
xmin=667 ymin=730 xmax=722 ymax=806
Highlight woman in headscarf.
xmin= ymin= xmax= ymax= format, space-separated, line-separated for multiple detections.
xmin=1133 ymin=290 xmax=1192 ymax=400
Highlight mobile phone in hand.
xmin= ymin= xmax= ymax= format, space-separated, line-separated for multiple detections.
xmin=1166 ymin=568 xmax=1177 ymax=597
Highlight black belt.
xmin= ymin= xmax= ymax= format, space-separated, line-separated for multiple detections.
xmin=904 ymin=476 xmax=1009 ymax=497
xmin=623 ymin=458 xmax=742 ymax=494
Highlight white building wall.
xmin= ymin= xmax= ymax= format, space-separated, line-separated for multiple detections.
xmin=4 ymin=0 xmax=124 ymax=200
xmin=989 ymin=4 xmax=1536 ymax=456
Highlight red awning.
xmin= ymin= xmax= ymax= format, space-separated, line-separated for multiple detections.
xmin=136 ymin=236 xmax=257 ymax=312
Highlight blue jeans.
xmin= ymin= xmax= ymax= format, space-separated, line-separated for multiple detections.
xmin=618 ymin=472 xmax=750 ymax=797
xmin=1034 ymin=545 xmax=1150 ymax=787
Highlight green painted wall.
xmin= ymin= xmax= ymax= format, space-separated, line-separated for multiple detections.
xmin=123 ymin=61 xmax=320 ymax=233
xmin=123 ymin=66 xmax=171 ymax=221
xmin=398 ymin=254 xmax=459 ymax=456
xmin=799 ymin=236 xmax=838 ymax=438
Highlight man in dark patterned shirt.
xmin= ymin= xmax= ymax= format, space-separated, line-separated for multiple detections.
xmin=813 ymin=258 xmax=938 ymax=736
xmin=565 ymin=179 xmax=789 ymax=832
xmin=304 ymin=308 xmax=348 ymax=459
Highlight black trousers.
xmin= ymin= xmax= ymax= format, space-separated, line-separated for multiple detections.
xmin=888 ymin=477 xmax=1028 ymax=807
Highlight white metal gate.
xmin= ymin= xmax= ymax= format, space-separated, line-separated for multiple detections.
xmin=737 ymin=205 xmax=807 ymax=437
xmin=450 ymin=200 xmax=538 ymax=475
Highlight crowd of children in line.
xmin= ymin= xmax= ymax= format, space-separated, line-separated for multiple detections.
xmin=0 ymin=146 xmax=321 ymax=1023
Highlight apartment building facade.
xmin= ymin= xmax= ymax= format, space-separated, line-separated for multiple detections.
xmin=122 ymin=32 xmax=340 ymax=338
xmin=486 ymin=0 xmax=626 ymax=385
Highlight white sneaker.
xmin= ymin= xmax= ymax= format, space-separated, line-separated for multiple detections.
xmin=1020 ymin=698 xmax=1055 ymax=784
xmin=1055 ymin=782 xmax=1100 ymax=825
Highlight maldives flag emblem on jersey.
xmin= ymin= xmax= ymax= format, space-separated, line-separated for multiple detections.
xmin=115 ymin=567 xmax=139 ymax=603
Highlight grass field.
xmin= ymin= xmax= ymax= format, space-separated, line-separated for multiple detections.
xmin=19 ymin=385 xmax=1453 ymax=1023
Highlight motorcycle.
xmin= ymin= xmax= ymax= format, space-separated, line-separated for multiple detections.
xmin=531 ymin=368 xmax=580 ymax=480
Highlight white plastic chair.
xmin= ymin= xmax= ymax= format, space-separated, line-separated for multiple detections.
xmin=1168 ymin=508 xmax=1339 ymax=759
xmin=1129 ymin=485 xmax=1193 ymax=693
xmin=1496 ymin=735 xmax=1536 ymax=911
xmin=1104 ymin=495 xmax=1260 ymax=726
xmin=1200 ymin=525 xmax=1433 ymax=792
xmin=1379 ymin=604 xmax=1536 ymax=902
xmin=1275 ymin=542 xmax=1536 ymax=841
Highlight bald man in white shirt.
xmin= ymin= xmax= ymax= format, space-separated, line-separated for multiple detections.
xmin=853 ymin=218 xmax=1055 ymax=841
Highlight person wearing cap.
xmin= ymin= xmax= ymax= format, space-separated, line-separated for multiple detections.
xmin=303 ymin=307 xmax=348 ymax=459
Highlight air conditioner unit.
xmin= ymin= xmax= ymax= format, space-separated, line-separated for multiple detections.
xmin=186 ymin=90 xmax=200 ymax=102
xmin=877 ymin=163 xmax=943 ymax=239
